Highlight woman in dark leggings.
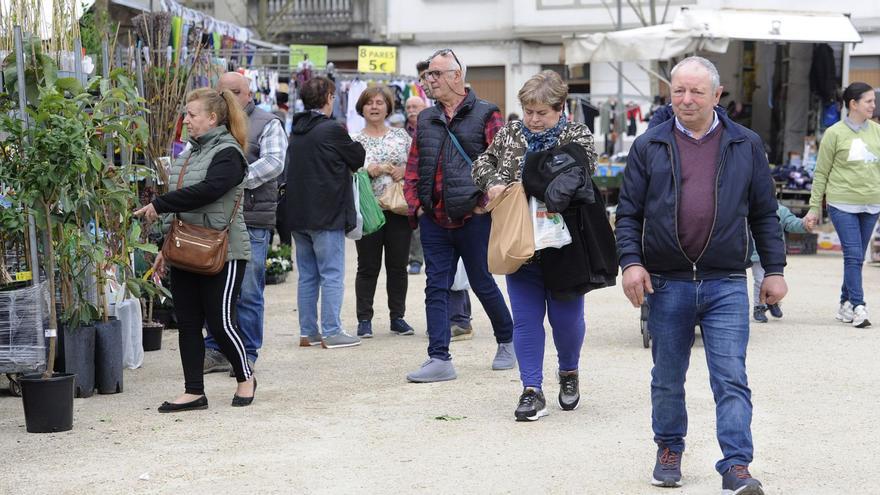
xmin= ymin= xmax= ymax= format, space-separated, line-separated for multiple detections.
xmin=135 ymin=88 xmax=256 ymax=411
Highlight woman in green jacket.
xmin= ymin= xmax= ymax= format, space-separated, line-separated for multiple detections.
xmin=805 ymin=82 xmax=880 ymax=328
xmin=135 ymin=88 xmax=256 ymax=411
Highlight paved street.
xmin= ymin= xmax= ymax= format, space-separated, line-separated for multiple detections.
xmin=2 ymin=249 xmax=879 ymax=494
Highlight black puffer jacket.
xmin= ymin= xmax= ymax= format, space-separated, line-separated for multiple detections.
xmin=523 ymin=143 xmax=595 ymax=212
xmin=523 ymin=144 xmax=618 ymax=298
xmin=284 ymin=110 xmax=365 ymax=232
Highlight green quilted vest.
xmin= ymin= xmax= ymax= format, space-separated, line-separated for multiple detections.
xmin=163 ymin=125 xmax=250 ymax=262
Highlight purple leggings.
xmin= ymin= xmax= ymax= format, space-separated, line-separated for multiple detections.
xmin=505 ymin=262 xmax=586 ymax=389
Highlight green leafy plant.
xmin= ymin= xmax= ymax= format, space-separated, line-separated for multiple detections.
xmin=0 ymin=36 xmax=58 ymax=106
xmin=266 ymin=244 xmax=294 ymax=276
xmin=0 ymin=65 xmax=153 ymax=376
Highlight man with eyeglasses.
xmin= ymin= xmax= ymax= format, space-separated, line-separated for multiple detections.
xmin=403 ymin=49 xmax=515 ymax=383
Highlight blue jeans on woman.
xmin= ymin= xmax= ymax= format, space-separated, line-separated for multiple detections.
xmin=419 ymin=213 xmax=513 ymax=361
xmin=647 ymin=275 xmax=753 ymax=475
xmin=828 ymin=206 xmax=880 ymax=307
xmin=292 ymin=229 xmax=346 ymax=338
xmin=505 ymin=262 xmax=585 ymax=389
xmin=205 ymin=227 xmax=270 ymax=363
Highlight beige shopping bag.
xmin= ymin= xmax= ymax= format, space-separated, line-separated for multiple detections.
xmin=377 ymin=181 xmax=409 ymax=216
xmin=485 ymin=182 xmax=535 ymax=275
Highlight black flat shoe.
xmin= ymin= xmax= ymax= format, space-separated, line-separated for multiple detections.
xmin=232 ymin=378 xmax=257 ymax=407
xmin=158 ymin=395 xmax=208 ymax=413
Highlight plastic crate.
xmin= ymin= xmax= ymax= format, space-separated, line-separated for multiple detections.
xmin=785 ymin=232 xmax=818 ymax=255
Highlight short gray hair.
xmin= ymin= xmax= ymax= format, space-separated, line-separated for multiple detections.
xmin=670 ymin=56 xmax=720 ymax=90
xmin=518 ymin=70 xmax=568 ymax=111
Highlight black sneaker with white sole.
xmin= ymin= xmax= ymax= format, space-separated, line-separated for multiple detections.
xmin=651 ymin=447 xmax=682 ymax=487
xmin=514 ymin=387 xmax=548 ymax=422
xmin=721 ymin=465 xmax=764 ymax=495
xmin=558 ymin=371 xmax=580 ymax=411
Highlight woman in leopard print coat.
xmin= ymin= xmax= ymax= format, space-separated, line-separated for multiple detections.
xmin=472 ymin=70 xmax=596 ymax=423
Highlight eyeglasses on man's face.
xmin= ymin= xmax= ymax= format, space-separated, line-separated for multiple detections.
xmin=424 ymin=69 xmax=458 ymax=80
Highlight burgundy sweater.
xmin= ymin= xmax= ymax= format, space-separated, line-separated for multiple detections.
xmin=674 ymin=124 xmax=723 ymax=261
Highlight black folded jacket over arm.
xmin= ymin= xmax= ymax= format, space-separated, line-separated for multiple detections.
xmin=522 ymin=143 xmax=595 ymax=212
xmin=522 ymin=142 xmax=617 ymax=298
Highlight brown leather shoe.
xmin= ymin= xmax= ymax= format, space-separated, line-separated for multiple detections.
xmin=299 ymin=335 xmax=322 ymax=347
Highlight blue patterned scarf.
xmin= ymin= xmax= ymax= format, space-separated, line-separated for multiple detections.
xmin=521 ymin=115 xmax=567 ymax=153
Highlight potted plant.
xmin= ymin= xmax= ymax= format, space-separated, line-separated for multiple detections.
xmin=265 ymin=244 xmax=293 ymax=285
xmin=85 ymin=69 xmax=151 ymax=393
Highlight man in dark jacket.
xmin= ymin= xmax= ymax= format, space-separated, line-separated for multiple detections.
xmin=616 ymin=57 xmax=786 ymax=495
xmin=285 ymin=76 xmax=365 ymax=349
xmin=402 ymin=49 xmax=514 ymax=382
xmin=203 ymin=72 xmax=287 ymax=375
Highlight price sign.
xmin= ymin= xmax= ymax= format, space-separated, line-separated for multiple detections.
xmin=358 ymin=46 xmax=397 ymax=74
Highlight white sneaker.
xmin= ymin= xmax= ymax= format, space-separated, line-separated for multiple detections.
xmin=852 ymin=305 xmax=871 ymax=328
xmin=836 ymin=301 xmax=854 ymax=323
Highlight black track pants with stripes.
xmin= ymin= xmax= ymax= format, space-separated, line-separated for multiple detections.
xmin=170 ymin=260 xmax=253 ymax=395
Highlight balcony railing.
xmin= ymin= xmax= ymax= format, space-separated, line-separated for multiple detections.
xmin=255 ymin=0 xmax=370 ymax=42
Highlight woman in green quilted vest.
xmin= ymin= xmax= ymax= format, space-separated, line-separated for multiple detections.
xmin=134 ymin=88 xmax=257 ymax=412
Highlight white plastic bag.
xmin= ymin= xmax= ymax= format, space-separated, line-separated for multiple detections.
xmin=450 ymin=259 xmax=470 ymax=291
xmin=346 ymin=174 xmax=364 ymax=240
xmin=530 ymin=196 xmax=572 ymax=250
xmin=116 ymin=298 xmax=144 ymax=369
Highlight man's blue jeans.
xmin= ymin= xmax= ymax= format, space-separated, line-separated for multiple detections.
xmin=292 ymin=229 xmax=346 ymax=338
xmin=647 ymin=275 xmax=753 ymax=474
xmin=828 ymin=206 xmax=880 ymax=307
xmin=419 ymin=213 xmax=513 ymax=361
xmin=205 ymin=227 xmax=269 ymax=362
xmin=449 ymin=289 xmax=472 ymax=328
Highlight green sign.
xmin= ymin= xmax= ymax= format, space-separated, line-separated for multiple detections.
xmin=289 ymin=44 xmax=328 ymax=69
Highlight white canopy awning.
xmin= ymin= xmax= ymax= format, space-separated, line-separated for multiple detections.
xmin=674 ymin=8 xmax=862 ymax=44
xmin=564 ymin=7 xmax=862 ymax=64
xmin=565 ymin=22 xmax=728 ymax=64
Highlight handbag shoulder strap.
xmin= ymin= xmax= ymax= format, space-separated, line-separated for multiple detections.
xmin=445 ymin=127 xmax=473 ymax=166
xmin=226 ymin=192 xmax=242 ymax=228
xmin=173 ymin=154 xmax=242 ymax=230
xmin=176 ymin=155 xmax=189 ymax=190
xmin=172 ymin=156 xmax=190 ymax=222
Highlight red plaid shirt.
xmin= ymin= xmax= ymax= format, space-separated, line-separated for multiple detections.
xmin=404 ymin=98 xmax=503 ymax=229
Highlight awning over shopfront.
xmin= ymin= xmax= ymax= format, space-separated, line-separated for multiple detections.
xmin=564 ymin=7 xmax=862 ymax=64
xmin=674 ymin=8 xmax=863 ymax=44
xmin=564 ymin=22 xmax=728 ymax=64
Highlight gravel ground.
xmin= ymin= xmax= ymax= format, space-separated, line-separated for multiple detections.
xmin=2 ymin=249 xmax=878 ymax=494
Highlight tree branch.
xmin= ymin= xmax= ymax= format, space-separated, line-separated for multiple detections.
xmin=661 ymin=0 xmax=672 ymax=24
xmin=626 ymin=0 xmax=648 ymax=27
xmin=598 ymin=0 xmax=618 ymax=26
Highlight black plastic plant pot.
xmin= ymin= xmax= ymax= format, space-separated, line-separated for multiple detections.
xmin=95 ymin=318 xmax=124 ymax=394
xmin=152 ymin=307 xmax=176 ymax=330
xmin=63 ymin=324 xmax=96 ymax=398
xmin=142 ymin=322 xmax=164 ymax=352
xmin=19 ymin=373 xmax=75 ymax=433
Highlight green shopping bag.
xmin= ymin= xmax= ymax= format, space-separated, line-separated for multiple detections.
xmin=356 ymin=170 xmax=386 ymax=236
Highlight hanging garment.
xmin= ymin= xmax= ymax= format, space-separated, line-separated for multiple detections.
xmin=346 ymin=79 xmax=368 ymax=134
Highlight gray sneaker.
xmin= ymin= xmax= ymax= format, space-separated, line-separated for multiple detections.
xmin=228 ymin=358 xmax=256 ymax=377
xmin=406 ymin=358 xmax=457 ymax=383
xmin=203 ymin=348 xmax=231 ymax=374
xmin=321 ymin=332 xmax=362 ymax=349
xmin=450 ymin=324 xmax=474 ymax=341
xmin=299 ymin=334 xmax=322 ymax=347
xmin=492 ymin=342 xmax=516 ymax=370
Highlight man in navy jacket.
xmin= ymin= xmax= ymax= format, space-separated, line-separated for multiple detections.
xmin=616 ymin=57 xmax=785 ymax=495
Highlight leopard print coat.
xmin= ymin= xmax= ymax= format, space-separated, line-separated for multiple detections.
xmin=472 ymin=119 xmax=596 ymax=191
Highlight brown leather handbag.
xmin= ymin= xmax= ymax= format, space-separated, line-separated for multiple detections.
xmin=161 ymin=156 xmax=242 ymax=276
